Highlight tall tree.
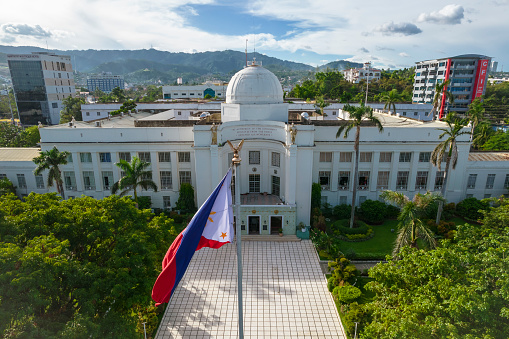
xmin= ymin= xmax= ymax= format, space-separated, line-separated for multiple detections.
xmin=111 ymin=86 xmax=126 ymax=102
xmin=112 ymin=156 xmax=158 ymax=207
xmin=33 ymin=147 xmax=70 ymax=199
xmin=430 ymin=79 xmax=454 ymax=120
xmin=472 ymin=122 xmax=494 ymax=149
xmin=336 ymin=104 xmax=383 ymax=228
xmin=60 ymin=96 xmax=86 ymax=123
xmin=0 ymin=178 xmax=16 ymax=196
xmin=381 ymin=191 xmax=443 ymax=255
xmin=314 ymin=95 xmax=330 ymax=116
xmin=465 ymin=97 xmax=486 ymax=141
xmin=431 ymin=113 xmax=470 ymax=222
xmin=379 ymin=89 xmax=401 ymax=114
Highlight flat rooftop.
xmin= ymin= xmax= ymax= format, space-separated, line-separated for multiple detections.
xmin=0 ymin=147 xmax=40 ymax=161
xmin=468 ymin=152 xmax=509 ymax=162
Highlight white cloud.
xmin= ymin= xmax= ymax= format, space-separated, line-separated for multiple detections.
xmin=399 ymin=52 xmax=410 ymax=57
xmin=374 ymin=22 xmax=422 ymax=36
xmin=2 ymin=23 xmax=52 ymax=38
xmin=417 ymin=5 xmax=464 ymax=25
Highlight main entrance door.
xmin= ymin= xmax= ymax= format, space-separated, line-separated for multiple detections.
xmin=270 ymin=216 xmax=283 ymax=235
xmin=248 ymin=216 xmax=260 ymax=235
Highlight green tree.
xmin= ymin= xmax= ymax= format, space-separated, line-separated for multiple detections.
xmin=110 ymin=100 xmax=137 ymax=116
xmin=381 ymin=191 xmax=443 ymax=255
xmin=430 ymin=79 xmax=454 ymax=120
xmin=111 ymin=86 xmax=126 ymax=102
xmin=465 ymin=97 xmax=486 ymax=141
xmin=482 ymin=130 xmax=509 ymax=150
xmin=379 ymin=89 xmax=401 ymax=114
xmin=336 ymin=104 xmax=383 ymax=228
xmin=314 ymin=95 xmax=330 ymax=116
xmin=111 ymin=156 xmax=158 ymax=207
xmin=176 ymin=182 xmax=196 ymax=213
xmin=472 ymin=122 xmax=494 ymax=149
xmin=0 ymin=178 xmax=16 ymax=196
xmin=311 ymin=182 xmax=322 ymax=210
xmin=60 ymin=96 xmax=86 ymax=123
xmin=0 ymin=122 xmax=40 ymax=147
xmin=431 ymin=113 xmax=470 ymax=222
xmin=33 ymin=146 xmax=70 ymax=199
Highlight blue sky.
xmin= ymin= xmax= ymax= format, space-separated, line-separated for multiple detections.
xmin=0 ymin=0 xmax=507 ymax=70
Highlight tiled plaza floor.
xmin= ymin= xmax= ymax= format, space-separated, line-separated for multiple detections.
xmin=155 ymin=240 xmax=346 ymax=338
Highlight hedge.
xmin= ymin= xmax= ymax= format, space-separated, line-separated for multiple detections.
xmin=331 ymin=219 xmax=370 ymax=235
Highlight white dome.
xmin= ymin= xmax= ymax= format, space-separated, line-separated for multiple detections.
xmin=226 ymin=65 xmax=283 ymax=104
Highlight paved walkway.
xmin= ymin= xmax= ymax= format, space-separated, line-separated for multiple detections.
xmin=156 ymin=240 xmax=346 ymax=338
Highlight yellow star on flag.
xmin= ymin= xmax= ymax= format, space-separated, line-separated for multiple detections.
xmin=208 ymin=211 xmax=216 ymax=223
xmin=220 ymin=232 xmax=227 ymax=239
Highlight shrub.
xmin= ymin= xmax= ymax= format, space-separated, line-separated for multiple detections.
xmin=328 ymin=256 xmax=359 ymax=289
xmin=313 ymin=214 xmax=327 ymax=232
xmin=311 ymin=183 xmax=322 ymax=210
xmin=331 ymin=219 xmax=370 ymax=235
xmin=344 ymin=228 xmax=373 ymax=240
xmin=456 ymin=197 xmax=490 ymax=221
xmin=358 ymin=200 xmax=387 ymax=224
xmin=321 ymin=202 xmax=333 ymax=218
xmin=137 ymin=196 xmax=152 ymax=209
xmin=333 ymin=204 xmax=351 ymax=219
xmin=333 ymin=285 xmax=362 ymax=304
xmin=176 ymin=183 xmax=196 ymax=213
xmin=342 ymin=302 xmax=369 ymax=338
xmin=385 ymin=204 xmax=400 ymax=219
xmin=167 ymin=211 xmax=184 ymax=224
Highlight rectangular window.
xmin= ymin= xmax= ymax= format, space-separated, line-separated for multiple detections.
xmin=484 ymin=194 xmax=491 ymax=199
xmin=178 ymin=152 xmax=190 ymax=163
xmin=467 ymin=174 xmax=477 ymax=189
xmin=379 ymin=152 xmax=392 ymax=163
xmin=339 ymin=196 xmax=347 ymax=205
xmin=249 ymin=151 xmax=260 ymax=165
xmin=163 ymin=196 xmax=171 ymax=209
xmin=102 ymin=171 xmax=113 ymax=190
xmin=160 ymin=171 xmax=172 ymax=190
xmin=339 ymin=152 xmax=352 ymax=162
xmin=99 ymin=152 xmax=111 ymax=163
xmin=141 ymin=172 xmax=153 ymax=190
xmin=319 ymin=171 xmax=331 ymax=191
xmin=505 ymin=174 xmax=509 ymax=189
xmin=64 ymin=171 xmax=77 ymax=190
xmin=80 ymin=152 xmax=92 ymax=163
xmin=358 ymin=171 xmax=370 ymax=190
xmin=179 ymin=171 xmax=192 ymax=185
xmin=360 ymin=152 xmax=372 ymax=162
xmin=338 ymin=171 xmax=350 ymax=190
xmin=271 ymin=152 xmax=280 ymax=167
xmin=35 ymin=175 xmax=45 ymax=189
xmin=359 ymin=196 xmax=367 ymax=204
xmin=249 ymin=174 xmax=260 ymax=193
xmin=396 ymin=171 xmax=409 ymax=190
xmin=485 ymin=174 xmax=496 ymax=189
xmin=319 ymin=152 xmax=332 ymax=162
xmin=377 ymin=171 xmax=390 ymax=190
xmin=415 ymin=171 xmax=428 ymax=190
xmin=399 ymin=152 xmax=412 ymax=163
xmin=83 ymin=171 xmax=96 ymax=190
xmin=435 ymin=171 xmax=445 ymax=190
xmin=158 ymin=152 xmax=171 ymax=163
xmin=138 ymin=152 xmax=151 ymax=163
xmin=17 ymin=174 xmax=27 ymax=188
xmin=66 ymin=154 xmax=73 ymax=163
xmin=0 ymin=174 xmax=6 ymax=180
xmin=271 ymin=176 xmax=280 ymax=196
xmin=419 ymin=152 xmax=431 ymax=163
xmin=118 ymin=152 xmax=131 ymax=162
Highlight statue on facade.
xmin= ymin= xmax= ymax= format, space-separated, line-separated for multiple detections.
xmin=289 ymin=123 xmax=297 ymax=144
xmin=210 ymin=123 xmax=218 ymax=145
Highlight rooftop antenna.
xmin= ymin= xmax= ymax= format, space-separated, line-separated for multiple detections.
xmin=245 ymin=39 xmax=248 ymax=67
xmin=46 ymin=39 xmax=49 ymax=51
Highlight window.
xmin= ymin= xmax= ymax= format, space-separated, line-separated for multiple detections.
xmin=17 ymin=174 xmax=27 ymax=188
xmin=249 ymin=151 xmax=260 ymax=165
xmin=360 ymin=152 xmax=372 ymax=162
xmin=0 ymin=174 xmax=6 ymax=180
xmin=339 ymin=196 xmax=347 ymax=205
xmin=179 ymin=171 xmax=192 ymax=185
xmin=102 ymin=171 xmax=113 ymax=190
xmin=379 ymin=152 xmax=392 ymax=163
xmin=396 ymin=171 xmax=409 ymax=190
xmin=118 ymin=152 xmax=131 ymax=162
xmin=178 ymin=152 xmax=190 ymax=163
xmin=138 ymin=152 xmax=151 ymax=163
xmin=66 ymin=154 xmax=73 ymax=163
xmin=484 ymin=194 xmax=491 ymax=199
xmin=359 ymin=196 xmax=367 ymax=204
xmin=96 ymin=112 xmax=100 ymax=116
xmin=467 ymin=174 xmax=477 ymax=189
xmin=249 ymin=174 xmax=260 ymax=193
xmin=338 ymin=171 xmax=350 ymax=190
xmin=271 ymin=176 xmax=280 ymax=196
xmin=163 ymin=196 xmax=171 ymax=209
xmin=339 ymin=152 xmax=352 ymax=162
xmin=415 ymin=171 xmax=428 ymax=190
xmin=160 ymin=171 xmax=172 ymax=190
xmin=99 ymin=152 xmax=111 ymax=163
xmin=377 ymin=171 xmax=389 ymax=190
xmin=419 ymin=152 xmax=431 ymax=163
xmin=80 ymin=152 xmax=92 ymax=163
xmin=271 ymin=152 xmax=280 ymax=167
xmin=486 ymin=174 xmax=495 ymax=189
xmin=505 ymin=174 xmax=509 ymax=189
xmin=319 ymin=152 xmax=332 ymax=162
xmin=358 ymin=171 xmax=370 ymax=190
xmin=319 ymin=171 xmax=331 ymax=190
xmin=35 ymin=175 xmax=45 ymax=189
xmin=83 ymin=171 xmax=96 ymax=190
xmin=158 ymin=152 xmax=171 ymax=163
xmin=52 ymin=102 xmax=58 ymax=108
xmin=64 ymin=171 xmax=77 ymax=190
xmin=399 ymin=152 xmax=412 ymax=163
xmin=141 ymin=172 xmax=153 ymax=190
xmin=435 ymin=171 xmax=445 ymax=190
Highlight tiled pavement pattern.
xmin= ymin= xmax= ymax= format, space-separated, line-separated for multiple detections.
xmin=156 ymin=240 xmax=346 ymax=338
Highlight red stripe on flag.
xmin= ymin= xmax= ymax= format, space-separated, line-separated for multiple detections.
xmin=152 ymin=232 xmax=184 ymax=306
xmin=196 ymin=236 xmax=231 ymax=251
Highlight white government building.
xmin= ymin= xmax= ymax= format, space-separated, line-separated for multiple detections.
xmin=1 ymin=62 xmax=508 ymax=235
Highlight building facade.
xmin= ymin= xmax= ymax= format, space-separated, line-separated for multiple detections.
xmin=413 ymin=54 xmax=492 ymax=118
xmin=162 ymin=81 xmax=227 ymax=100
xmin=8 ymin=52 xmax=76 ymax=125
xmin=343 ymin=62 xmax=381 ymax=83
xmin=87 ymin=73 xmax=124 ymax=93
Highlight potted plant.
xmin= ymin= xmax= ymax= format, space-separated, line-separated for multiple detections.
xmin=279 ymin=227 xmax=283 ymax=237
xmin=298 ymin=222 xmax=307 ymax=233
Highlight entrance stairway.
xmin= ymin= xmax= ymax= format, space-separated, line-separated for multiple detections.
xmin=239 ymin=235 xmax=301 ymax=242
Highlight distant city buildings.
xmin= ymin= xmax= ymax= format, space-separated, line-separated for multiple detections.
xmin=7 ymin=52 xmax=76 ymax=125
xmin=412 ymin=54 xmax=492 ymax=118
xmin=343 ymin=62 xmax=381 ymax=83
xmin=162 ymin=81 xmax=227 ymax=100
xmin=87 ymin=73 xmax=124 ymax=93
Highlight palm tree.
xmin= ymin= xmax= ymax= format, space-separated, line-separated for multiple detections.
xmin=430 ymin=79 xmax=454 ymax=120
xmin=380 ymin=89 xmax=401 ymax=114
xmin=466 ymin=98 xmax=486 ymax=141
xmin=314 ymin=95 xmax=330 ymax=116
xmin=472 ymin=122 xmax=494 ymax=149
xmin=381 ymin=190 xmax=443 ymax=256
xmin=431 ymin=113 xmax=470 ymax=223
xmin=336 ymin=104 xmax=384 ymax=228
xmin=112 ymin=156 xmax=158 ymax=207
xmin=33 ymin=146 xmax=70 ymax=199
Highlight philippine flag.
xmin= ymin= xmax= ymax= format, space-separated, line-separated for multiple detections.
xmin=152 ymin=169 xmax=233 ymax=305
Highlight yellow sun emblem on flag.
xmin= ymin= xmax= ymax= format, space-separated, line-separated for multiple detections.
xmin=208 ymin=211 xmax=216 ymax=223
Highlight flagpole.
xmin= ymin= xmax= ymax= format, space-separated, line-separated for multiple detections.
xmin=229 ymin=140 xmax=244 ymax=339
